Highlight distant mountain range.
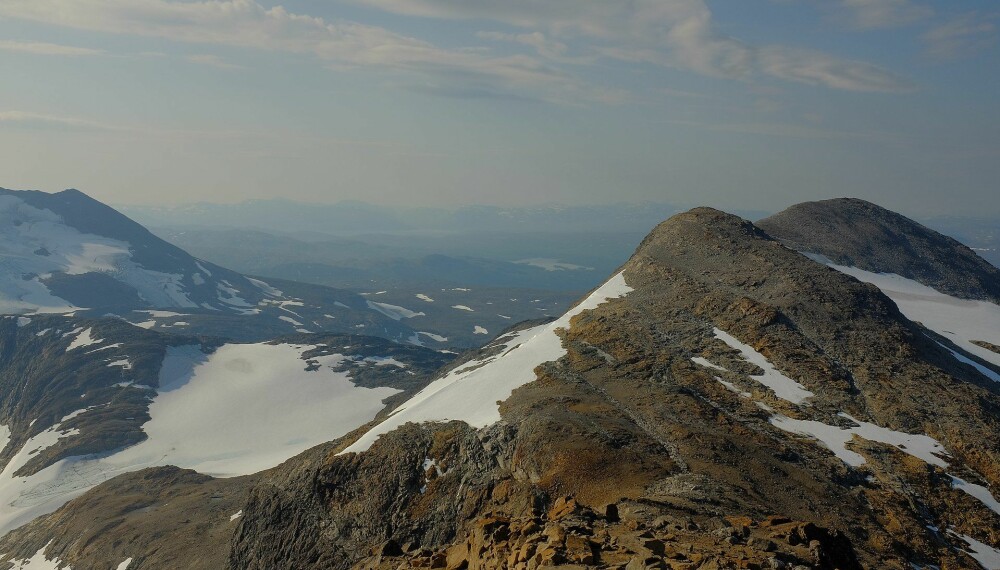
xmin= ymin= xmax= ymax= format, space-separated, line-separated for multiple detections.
xmin=119 ymin=199 xmax=691 ymax=236
xmin=122 ymin=198 xmax=1000 ymax=271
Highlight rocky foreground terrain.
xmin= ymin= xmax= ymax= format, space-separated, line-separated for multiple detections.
xmin=1 ymin=202 xmax=999 ymax=569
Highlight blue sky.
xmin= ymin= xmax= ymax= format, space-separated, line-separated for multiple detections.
xmin=0 ymin=0 xmax=997 ymax=217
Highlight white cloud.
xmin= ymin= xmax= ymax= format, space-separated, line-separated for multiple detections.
xmin=923 ymin=13 xmax=997 ymax=61
xmin=839 ymin=0 xmax=932 ymax=30
xmin=0 ymin=39 xmax=104 ymax=56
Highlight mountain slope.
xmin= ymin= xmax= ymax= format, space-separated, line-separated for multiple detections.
xmin=0 ymin=188 xmax=422 ymax=344
xmin=757 ymin=197 xmax=1000 ymax=303
xmin=3 ymin=204 xmax=1000 ymax=569
xmin=0 ymin=315 xmax=451 ymax=537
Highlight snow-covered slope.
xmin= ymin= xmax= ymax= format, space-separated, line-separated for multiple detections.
xmin=0 ymin=188 xmax=418 ymax=343
xmin=342 ymin=271 xmax=632 ymax=454
xmin=0 ymin=330 xmax=449 ymax=536
xmin=0 ymin=188 xmax=265 ymax=314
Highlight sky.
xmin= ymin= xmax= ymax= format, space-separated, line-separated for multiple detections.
xmin=0 ymin=0 xmax=997 ymax=217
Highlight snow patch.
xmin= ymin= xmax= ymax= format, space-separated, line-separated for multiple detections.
xmin=514 ymin=258 xmax=593 ymax=272
xmin=7 ymin=541 xmax=68 ymax=569
xmin=691 ymin=357 xmax=727 ymax=372
xmin=65 ymin=328 xmax=103 ymax=352
xmin=247 ymin=277 xmax=282 ymax=297
xmin=367 ymin=301 xmax=425 ymax=320
xmin=951 ymin=531 xmax=1000 ymax=569
xmin=712 ymin=328 xmax=814 ymax=404
xmin=451 ymin=305 xmax=474 ymax=312
xmin=715 ymin=377 xmax=752 ymax=398
xmin=951 ymin=475 xmax=1000 ymax=516
xmin=935 ymin=340 xmax=1000 ymax=383
xmin=87 ymin=343 xmax=122 ymax=354
xmin=770 ymin=413 xmax=949 ymax=468
xmin=136 ymin=310 xmax=185 ymax=318
xmin=194 ymin=261 xmax=213 ymax=277
xmin=0 ymin=424 xmax=10 ymax=453
xmin=415 ymin=294 xmax=434 ymax=302
xmin=473 ymin=326 xmax=488 ymax=335
xmin=107 ymin=359 xmax=132 ymax=370
xmin=407 ymin=331 xmax=449 ymax=346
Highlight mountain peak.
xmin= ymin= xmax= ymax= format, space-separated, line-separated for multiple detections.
xmin=632 ymin=206 xmax=778 ymax=264
xmin=758 ymin=197 xmax=1000 ymax=302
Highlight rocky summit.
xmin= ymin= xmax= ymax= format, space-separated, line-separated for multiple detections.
xmin=757 ymin=198 xmax=1000 ymax=304
xmin=1 ymin=202 xmax=999 ymax=570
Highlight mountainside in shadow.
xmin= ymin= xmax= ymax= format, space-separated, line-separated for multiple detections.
xmin=1 ymin=201 xmax=998 ymax=570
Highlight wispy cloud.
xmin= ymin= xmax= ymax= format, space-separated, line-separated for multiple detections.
xmin=0 ymin=39 xmax=104 ymax=56
xmin=0 ymin=0 xmax=607 ymax=104
xmin=755 ymin=46 xmax=915 ymax=93
xmin=0 ymin=111 xmax=122 ymax=131
xmin=0 ymin=0 xmax=915 ymax=99
xmin=838 ymin=0 xmax=932 ymax=30
xmin=186 ymin=54 xmax=245 ymax=70
xmin=923 ymin=13 xmax=997 ymax=61
xmin=357 ymin=0 xmax=912 ymax=93
xmin=477 ymin=31 xmax=565 ymax=56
